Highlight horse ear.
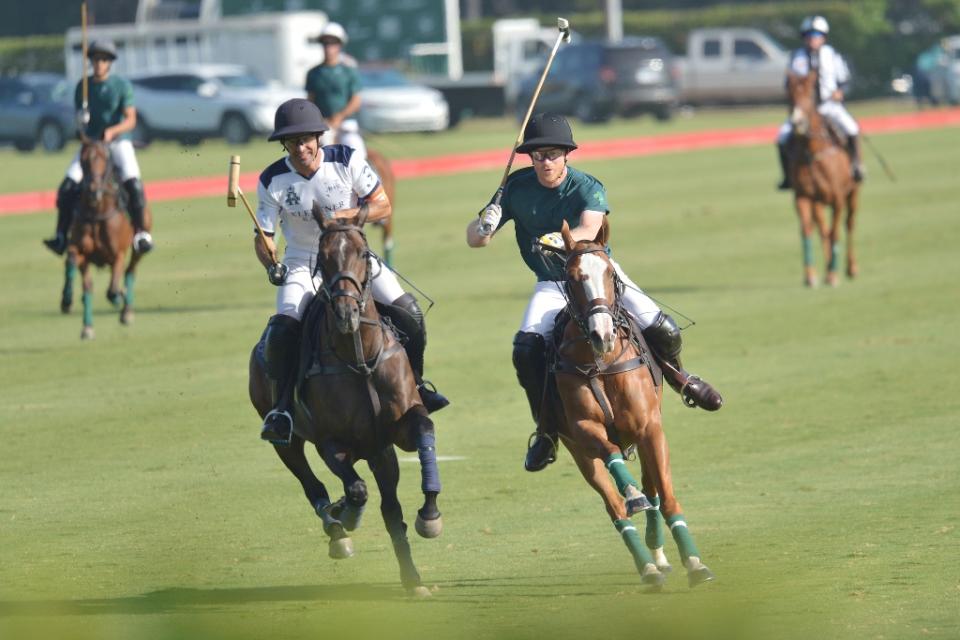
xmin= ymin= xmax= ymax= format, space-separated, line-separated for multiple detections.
xmin=311 ymin=201 xmax=330 ymax=229
xmin=594 ymin=216 xmax=609 ymax=246
xmin=560 ymin=219 xmax=575 ymax=250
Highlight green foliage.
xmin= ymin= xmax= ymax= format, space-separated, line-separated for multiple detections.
xmin=0 ymin=34 xmax=64 ymax=74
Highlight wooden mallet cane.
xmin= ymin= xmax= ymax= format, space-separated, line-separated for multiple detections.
xmin=227 ymin=154 xmax=277 ymax=263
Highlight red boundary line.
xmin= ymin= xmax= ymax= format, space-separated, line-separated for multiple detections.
xmin=3 ymin=108 xmax=959 ymax=216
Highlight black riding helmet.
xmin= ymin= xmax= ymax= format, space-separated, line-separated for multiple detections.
xmin=516 ymin=113 xmax=578 ymax=154
xmin=268 ymin=98 xmax=330 ymax=141
xmin=87 ymin=40 xmax=118 ymax=60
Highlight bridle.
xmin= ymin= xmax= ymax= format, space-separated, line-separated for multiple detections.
xmin=562 ymin=246 xmax=625 ymax=337
xmin=79 ymin=140 xmax=119 ymax=216
xmin=315 ymin=223 xmax=372 ymax=314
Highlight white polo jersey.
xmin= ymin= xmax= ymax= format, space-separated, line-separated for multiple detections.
xmin=255 ymin=145 xmax=380 ymax=261
xmin=787 ymin=44 xmax=851 ymax=103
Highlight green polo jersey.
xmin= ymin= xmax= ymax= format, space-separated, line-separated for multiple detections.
xmin=305 ymin=63 xmax=360 ymax=118
xmin=74 ymin=75 xmax=134 ymax=140
xmin=497 ymin=166 xmax=611 ymax=281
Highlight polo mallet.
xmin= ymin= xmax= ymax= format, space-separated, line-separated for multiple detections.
xmin=227 ymin=155 xmax=277 ymax=264
xmin=861 ymin=132 xmax=897 ymax=182
xmin=480 ymin=17 xmax=571 ymax=235
xmin=80 ymin=2 xmax=88 ymax=112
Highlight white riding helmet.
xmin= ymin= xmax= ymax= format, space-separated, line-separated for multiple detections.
xmin=319 ymin=22 xmax=348 ymax=46
xmin=800 ymin=15 xmax=830 ymax=36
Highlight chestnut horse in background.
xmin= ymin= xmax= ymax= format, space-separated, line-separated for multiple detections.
xmin=61 ymin=140 xmax=150 ymax=339
xmin=543 ymin=218 xmax=715 ymax=591
xmin=367 ymin=149 xmax=396 ymax=267
xmin=786 ymin=70 xmax=860 ymax=287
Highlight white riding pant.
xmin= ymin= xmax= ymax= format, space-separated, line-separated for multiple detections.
xmin=519 ymin=260 xmax=662 ymax=338
xmin=320 ymin=119 xmax=366 ymax=162
xmin=276 ymin=252 xmax=405 ymax=321
xmin=777 ymin=100 xmax=859 ymax=144
xmin=64 ymin=138 xmax=141 ymax=183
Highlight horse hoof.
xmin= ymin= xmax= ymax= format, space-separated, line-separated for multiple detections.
xmin=328 ymin=536 xmax=354 ymax=560
xmin=120 ymin=308 xmax=134 ymax=325
xmin=80 ymin=326 xmax=95 ymax=340
xmin=641 ymin=567 xmax=666 ymax=591
xmin=847 ymin=265 xmax=858 ymax=279
xmin=825 ymin=273 xmax=839 ymax=287
xmin=688 ymin=565 xmax=716 ymax=588
xmin=653 ymin=547 xmax=672 ymax=574
xmin=415 ymin=513 xmax=443 ymax=539
xmin=626 ymin=495 xmax=654 ymax=516
xmin=61 ymin=301 xmax=71 ymax=314
xmin=408 ymin=585 xmax=432 ymax=598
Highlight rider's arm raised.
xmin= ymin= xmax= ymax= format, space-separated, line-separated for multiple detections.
xmin=567 ymin=210 xmax=606 ymax=243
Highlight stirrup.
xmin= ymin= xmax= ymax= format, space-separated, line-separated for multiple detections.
xmin=679 ymin=377 xmax=701 ymax=409
xmin=261 ymin=409 xmax=293 ymax=445
xmin=524 ymin=431 xmax=557 ymax=472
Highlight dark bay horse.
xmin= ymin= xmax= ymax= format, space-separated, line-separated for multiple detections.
xmin=367 ymin=149 xmax=396 ymax=267
xmin=61 ymin=140 xmax=150 ymax=339
xmin=545 ymin=218 xmax=714 ymax=590
xmin=248 ymin=204 xmax=441 ymax=596
xmin=786 ymin=70 xmax=860 ymax=287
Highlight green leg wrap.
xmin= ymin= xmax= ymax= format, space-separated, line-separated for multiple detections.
xmin=605 ymin=452 xmax=639 ymax=497
xmin=615 ymin=518 xmax=655 ymax=572
xmin=802 ymin=235 xmax=814 ymax=267
xmin=644 ymin=495 xmax=665 ymax=550
xmin=124 ymin=272 xmax=135 ymax=307
xmin=63 ymin=261 xmax=76 ymax=301
xmin=828 ymin=242 xmax=840 ymax=272
xmin=82 ymin=291 xmax=93 ymax=327
xmin=665 ymin=513 xmax=700 ymax=563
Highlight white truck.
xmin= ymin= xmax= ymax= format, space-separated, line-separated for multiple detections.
xmin=676 ymin=27 xmax=790 ymax=104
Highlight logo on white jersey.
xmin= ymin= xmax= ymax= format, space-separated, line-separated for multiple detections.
xmin=284 ymin=186 xmax=301 ymax=206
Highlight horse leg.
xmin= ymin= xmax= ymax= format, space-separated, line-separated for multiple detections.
xmin=121 ymin=251 xmax=142 ymax=325
xmin=845 ymin=187 xmax=860 ymax=279
xmin=106 ymin=254 xmax=125 ymax=309
xmin=825 ymin=197 xmax=844 ymax=287
xmin=639 ymin=464 xmax=672 ymax=573
xmin=637 ymin=424 xmax=714 ymax=588
xmin=395 ymin=406 xmax=442 ymax=538
xmin=79 ymin=258 xmax=95 ymax=340
xmin=568 ymin=444 xmax=664 ymax=589
xmin=272 ymin=433 xmax=336 ymax=525
xmin=368 ymin=445 xmax=430 ymax=596
xmin=61 ymin=254 xmax=77 ymax=314
xmin=794 ymin=197 xmax=818 ymax=287
xmin=317 ymin=440 xmax=365 ymax=558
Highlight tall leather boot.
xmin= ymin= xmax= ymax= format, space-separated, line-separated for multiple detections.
xmin=847 ymin=135 xmax=865 ymax=182
xmin=43 ymin=178 xmax=80 ymax=255
xmin=380 ymin=293 xmax=449 ymax=413
xmin=513 ymin=331 xmax=557 ymax=472
xmin=776 ymin=141 xmax=792 ymax=190
xmin=261 ymin=314 xmax=301 ymax=445
xmin=642 ymin=313 xmax=723 ymax=411
xmin=123 ymin=177 xmax=154 ymax=254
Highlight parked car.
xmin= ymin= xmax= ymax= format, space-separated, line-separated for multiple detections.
xmin=128 ymin=64 xmax=303 ymax=145
xmin=0 ymin=72 xmax=75 ymax=152
xmin=515 ymin=37 xmax=679 ymax=123
xmin=356 ymin=67 xmax=449 ymax=133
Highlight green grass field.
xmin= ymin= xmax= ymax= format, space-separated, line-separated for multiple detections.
xmin=1 ymin=104 xmax=958 ymax=640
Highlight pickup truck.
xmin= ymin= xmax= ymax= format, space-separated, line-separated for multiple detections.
xmin=676 ymin=28 xmax=790 ymax=104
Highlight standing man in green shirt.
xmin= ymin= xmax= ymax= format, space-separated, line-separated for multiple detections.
xmin=305 ymin=22 xmax=366 ymax=161
xmin=43 ymin=39 xmax=153 ymax=256
xmin=466 ymin=114 xmax=723 ymax=472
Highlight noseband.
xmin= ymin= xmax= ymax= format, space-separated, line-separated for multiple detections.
xmin=315 ymin=225 xmax=372 ymax=312
xmin=563 ymin=247 xmax=623 ymax=331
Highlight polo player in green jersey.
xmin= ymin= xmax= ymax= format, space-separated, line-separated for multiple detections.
xmin=305 ymin=22 xmax=366 ymax=161
xmin=466 ymin=113 xmax=723 ymax=472
xmin=43 ymin=39 xmax=154 ymax=256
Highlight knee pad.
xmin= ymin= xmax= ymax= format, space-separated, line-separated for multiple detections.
xmin=263 ymin=314 xmax=301 ymax=379
xmin=642 ymin=313 xmax=682 ymax=360
xmin=512 ymin=331 xmax=547 ymax=382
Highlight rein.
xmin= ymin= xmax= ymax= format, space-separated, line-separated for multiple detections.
xmin=79 ymin=142 xmax=121 ymax=221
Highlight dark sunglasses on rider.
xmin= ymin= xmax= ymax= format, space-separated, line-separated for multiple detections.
xmin=530 ymin=148 xmax=566 ymax=162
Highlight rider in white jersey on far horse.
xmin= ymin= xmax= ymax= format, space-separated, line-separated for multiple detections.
xmin=776 ymin=15 xmax=865 ymax=190
xmin=254 ymin=98 xmax=447 ymax=445
xmin=305 ymin=22 xmax=366 ymax=163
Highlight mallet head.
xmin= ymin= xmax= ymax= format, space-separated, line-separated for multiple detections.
xmin=558 ymin=17 xmax=571 ymax=43
xmin=227 ymin=154 xmax=240 ymax=207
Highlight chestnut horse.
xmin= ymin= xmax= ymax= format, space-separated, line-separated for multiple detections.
xmin=248 ymin=204 xmax=441 ymax=596
xmin=545 ymin=218 xmax=714 ymax=590
xmin=61 ymin=140 xmax=150 ymax=339
xmin=367 ymin=149 xmax=396 ymax=267
xmin=786 ymin=70 xmax=860 ymax=287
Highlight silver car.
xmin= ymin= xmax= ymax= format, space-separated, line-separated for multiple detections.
xmin=0 ymin=73 xmax=75 ymax=152
xmin=357 ymin=68 xmax=449 ymax=134
xmin=128 ymin=64 xmax=303 ymax=145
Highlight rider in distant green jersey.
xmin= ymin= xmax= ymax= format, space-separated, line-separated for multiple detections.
xmin=305 ymin=22 xmax=366 ymax=161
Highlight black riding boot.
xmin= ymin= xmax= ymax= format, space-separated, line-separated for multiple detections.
xmin=261 ymin=314 xmax=301 ymax=445
xmin=380 ymin=293 xmax=449 ymax=413
xmin=43 ymin=178 xmax=80 ymax=255
xmin=847 ymin=135 xmax=864 ymax=182
xmin=123 ymin=178 xmax=153 ymax=254
xmin=642 ymin=313 xmax=723 ymax=411
xmin=513 ymin=331 xmax=558 ymax=472
xmin=776 ymin=141 xmax=792 ymax=190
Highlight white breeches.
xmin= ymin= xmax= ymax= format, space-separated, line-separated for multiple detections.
xmin=777 ymin=101 xmax=859 ymax=144
xmin=321 ymin=118 xmax=366 ymax=162
xmin=276 ymin=252 xmax=405 ymax=321
xmin=518 ymin=260 xmax=662 ymax=337
xmin=65 ymin=138 xmax=141 ymax=183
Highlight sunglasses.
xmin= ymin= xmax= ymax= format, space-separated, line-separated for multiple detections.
xmin=530 ymin=148 xmax=566 ymax=162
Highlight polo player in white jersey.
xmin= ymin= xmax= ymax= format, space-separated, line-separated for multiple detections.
xmin=254 ymin=98 xmax=448 ymax=445
xmin=776 ymin=15 xmax=865 ymax=190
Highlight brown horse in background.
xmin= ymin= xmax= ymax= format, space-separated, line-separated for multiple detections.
xmin=61 ymin=140 xmax=150 ymax=339
xmin=543 ymin=218 xmax=714 ymax=590
xmin=366 ymin=149 xmax=396 ymax=267
xmin=248 ymin=204 xmax=441 ymax=596
xmin=786 ymin=70 xmax=860 ymax=287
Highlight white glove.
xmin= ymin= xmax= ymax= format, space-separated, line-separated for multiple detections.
xmin=478 ymin=203 xmax=502 ymax=237
xmin=536 ymin=232 xmax=564 ymax=253
xmin=76 ymin=109 xmax=90 ymax=130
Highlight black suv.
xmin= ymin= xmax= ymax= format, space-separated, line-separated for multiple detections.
xmin=516 ymin=37 xmax=679 ymax=123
